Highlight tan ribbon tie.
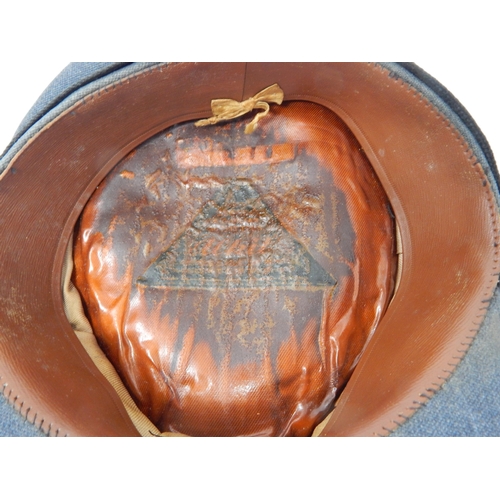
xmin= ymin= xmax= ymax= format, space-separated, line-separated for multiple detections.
xmin=195 ymin=83 xmax=284 ymax=134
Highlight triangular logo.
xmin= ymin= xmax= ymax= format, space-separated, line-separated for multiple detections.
xmin=138 ymin=181 xmax=336 ymax=290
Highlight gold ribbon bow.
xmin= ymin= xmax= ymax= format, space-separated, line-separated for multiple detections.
xmin=195 ymin=83 xmax=284 ymax=134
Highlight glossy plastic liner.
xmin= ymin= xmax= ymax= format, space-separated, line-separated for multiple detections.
xmin=72 ymin=101 xmax=395 ymax=436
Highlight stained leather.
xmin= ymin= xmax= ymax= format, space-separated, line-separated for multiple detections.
xmin=73 ymin=102 xmax=395 ymax=436
xmin=0 ymin=63 xmax=497 ymax=436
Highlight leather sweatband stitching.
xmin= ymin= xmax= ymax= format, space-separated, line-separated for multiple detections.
xmin=367 ymin=63 xmax=500 ymax=435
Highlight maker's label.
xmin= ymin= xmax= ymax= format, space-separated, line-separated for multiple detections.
xmin=138 ymin=181 xmax=336 ymax=290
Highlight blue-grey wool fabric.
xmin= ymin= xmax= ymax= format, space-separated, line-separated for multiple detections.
xmin=0 ymin=62 xmax=498 ymax=437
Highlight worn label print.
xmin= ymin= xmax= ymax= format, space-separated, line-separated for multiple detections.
xmin=73 ymin=101 xmax=395 ymax=436
xmin=139 ymin=180 xmax=337 ymax=290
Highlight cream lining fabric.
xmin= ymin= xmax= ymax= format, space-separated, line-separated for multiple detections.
xmin=62 ymin=236 xmax=336 ymax=437
xmin=62 ymin=237 xmax=184 ymax=437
